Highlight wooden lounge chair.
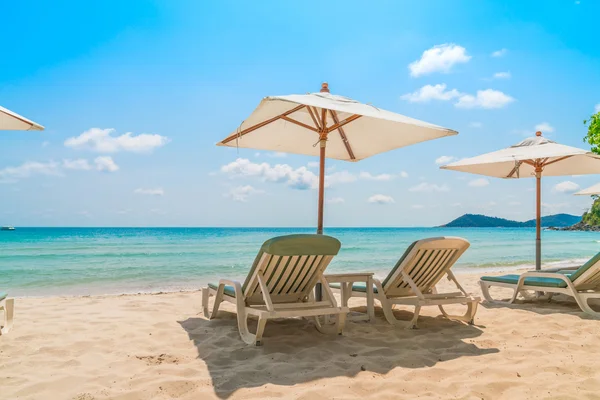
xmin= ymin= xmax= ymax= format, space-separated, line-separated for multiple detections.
xmin=480 ymin=253 xmax=600 ymax=317
xmin=332 ymin=237 xmax=479 ymax=328
xmin=0 ymin=292 xmax=14 ymax=335
xmin=201 ymin=234 xmax=348 ymax=345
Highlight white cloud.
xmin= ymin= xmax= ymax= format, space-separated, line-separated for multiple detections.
xmin=408 ymin=44 xmax=471 ymax=77
xmin=62 ymin=159 xmax=92 ymax=170
xmin=94 ymin=156 xmax=119 ymax=172
xmin=435 ymin=155 xmax=456 ymax=165
xmin=411 ymin=204 xmax=425 ymax=209
xmin=408 ymin=182 xmax=450 ymax=192
xmin=399 ymin=171 xmax=409 ymax=178
xmin=400 ymin=84 xmax=461 ymax=103
xmin=268 ymin=152 xmax=287 ymax=158
xmin=367 ymin=194 xmax=395 ymax=204
xmin=134 ymin=187 xmax=164 ymax=196
xmin=307 ymin=161 xmax=320 ymax=168
xmin=595 ymin=104 xmax=600 ymax=113
xmin=221 ymin=158 xmax=317 ymax=190
xmin=469 ymin=122 xmax=483 ymax=128
xmin=326 ymin=197 xmax=345 ymax=204
xmin=509 ymin=201 xmax=521 ymax=206
xmin=0 ymin=161 xmax=62 ymax=183
xmin=455 ymin=89 xmax=515 ymax=109
xmin=468 ymin=178 xmax=490 ymax=187
xmin=359 ymin=172 xmax=394 ymax=181
xmin=225 ymin=185 xmax=263 ymax=202
xmin=491 ymin=48 xmax=508 ymax=57
xmin=254 ymin=152 xmax=261 ymax=158
xmin=64 ymin=128 xmax=170 ymax=153
xmin=402 ymin=86 xmax=514 ymax=109
xmin=535 ymin=122 xmax=554 ymax=133
xmin=493 ymin=71 xmax=511 ymax=79
xmin=553 ymin=181 xmax=580 ymax=193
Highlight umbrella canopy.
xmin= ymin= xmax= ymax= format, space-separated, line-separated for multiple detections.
xmin=0 ymin=105 xmax=44 ymax=131
xmin=441 ymin=131 xmax=600 ymax=270
xmin=575 ymin=183 xmax=600 ymax=196
xmin=218 ymin=82 xmax=458 ymax=233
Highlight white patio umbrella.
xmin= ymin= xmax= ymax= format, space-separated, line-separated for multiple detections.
xmin=441 ymin=131 xmax=600 ymax=270
xmin=0 ymin=105 xmax=44 ymax=131
xmin=218 ymin=82 xmax=457 ymax=233
xmin=575 ymin=183 xmax=600 ymax=196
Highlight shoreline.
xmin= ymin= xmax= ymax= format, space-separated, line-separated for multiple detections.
xmin=8 ymin=258 xmax=590 ymax=299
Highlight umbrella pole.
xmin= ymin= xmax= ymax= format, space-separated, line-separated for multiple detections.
xmin=317 ymin=139 xmax=326 ymax=235
xmin=535 ymin=168 xmax=542 ymax=271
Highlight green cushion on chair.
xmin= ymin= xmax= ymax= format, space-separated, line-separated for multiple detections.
xmin=481 ymin=274 xmax=568 ymax=288
xmin=208 ymin=283 xmax=236 ymax=297
xmin=329 ymin=282 xmax=379 ymax=294
xmin=0 ymin=292 xmax=7 ymax=301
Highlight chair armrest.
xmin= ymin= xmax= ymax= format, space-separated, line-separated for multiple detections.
xmin=218 ymin=279 xmax=244 ymax=298
xmin=518 ymin=272 xmax=576 ymax=290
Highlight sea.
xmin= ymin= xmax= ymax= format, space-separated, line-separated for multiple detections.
xmin=1 ymin=227 xmax=599 ymax=297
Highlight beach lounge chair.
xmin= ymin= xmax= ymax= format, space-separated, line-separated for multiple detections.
xmin=331 ymin=237 xmax=479 ymax=328
xmin=0 ymin=292 xmax=14 ymax=335
xmin=201 ymin=234 xmax=348 ymax=345
xmin=480 ymin=253 xmax=600 ymax=317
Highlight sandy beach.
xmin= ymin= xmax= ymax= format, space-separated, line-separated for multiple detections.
xmin=2 ymin=271 xmax=600 ymax=400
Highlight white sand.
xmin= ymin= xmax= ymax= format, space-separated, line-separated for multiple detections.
xmin=2 ymin=271 xmax=600 ymax=400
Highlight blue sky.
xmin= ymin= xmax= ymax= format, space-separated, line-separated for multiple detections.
xmin=1 ymin=0 xmax=599 ymax=227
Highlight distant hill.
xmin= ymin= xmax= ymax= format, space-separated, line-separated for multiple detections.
xmin=442 ymin=213 xmax=581 ymax=228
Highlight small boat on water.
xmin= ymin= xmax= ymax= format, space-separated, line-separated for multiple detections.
xmin=1 ymin=226 xmax=15 ymax=231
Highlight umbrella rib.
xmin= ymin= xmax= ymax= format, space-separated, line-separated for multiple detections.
xmin=329 ymin=110 xmax=356 ymax=160
xmin=543 ymin=155 xmax=572 ymax=167
xmin=220 ymin=104 xmax=306 ymax=144
xmin=306 ymin=106 xmax=322 ymax=130
xmin=506 ymin=160 xmax=523 ymax=178
xmin=280 ymin=116 xmax=319 ymax=132
xmin=326 ymin=114 xmax=362 ymax=133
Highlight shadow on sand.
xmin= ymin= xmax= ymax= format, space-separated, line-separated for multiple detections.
xmin=179 ymin=304 xmax=499 ymax=398
xmin=480 ymin=288 xmax=600 ymax=320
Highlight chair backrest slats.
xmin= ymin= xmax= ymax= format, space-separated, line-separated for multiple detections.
xmin=241 ymin=234 xmax=341 ymax=304
xmin=383 ymin=237 xmax=469 ymax=298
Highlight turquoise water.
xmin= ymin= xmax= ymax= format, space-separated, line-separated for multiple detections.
xmin=1 ymin=227 xmax=599 ymax=297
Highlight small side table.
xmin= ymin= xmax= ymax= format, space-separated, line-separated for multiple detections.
xmin=323 ymin=273 xmax=375 ymax=322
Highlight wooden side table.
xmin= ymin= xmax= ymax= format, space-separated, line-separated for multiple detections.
xmin=323 ymin=273 xmax=375 ymax=322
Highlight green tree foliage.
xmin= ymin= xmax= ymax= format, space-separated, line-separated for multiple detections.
xmin=582 ymin=197 xmax=600 ymax=226
xmin=583 ymin=111 xmax=600 ymax=154
xmin=582 ymin=113 xmax=600 ymax=225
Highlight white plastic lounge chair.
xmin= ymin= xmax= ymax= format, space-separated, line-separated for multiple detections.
xmin=480 ymin=253 xmax=600 ymax=317
xmin=332 ymin=237 xmax=479 ymax=328
xmin=0 ymin=292 xmax=14 ymax=335
xmin=201 ymin=234 xmax=348 ymax=345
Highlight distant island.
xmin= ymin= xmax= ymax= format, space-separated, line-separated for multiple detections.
xmin=441 ymin=213 xmax=581 ymax=228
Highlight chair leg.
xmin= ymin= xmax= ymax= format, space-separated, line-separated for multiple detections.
xmin=210 ymin=286 xmax=225 ymax=320
xmin=236 ymin=308 xmax=256 ymax=345
xmin=408 ymin=305 xmax=421 ymax=329
xmin=201 ymin=288 xmax=210 ymax=319
xmin=336 ymin=312 xmax=346 ymax=335
xmin=254 ymin=317 xmax=268 ymax=346
xmin=0 ymin=299 xmax=14 ymax=335
xmin=438 ymin=300 xmax=478 ymax=325
xmin=573 ymin=293 xmax=600 ymax=318
xmin=479 ymin=280 xmax=518 ymax=304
